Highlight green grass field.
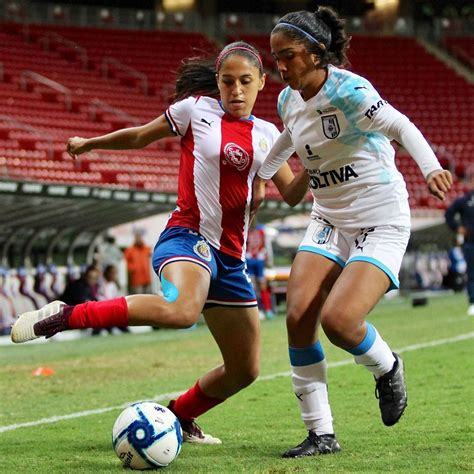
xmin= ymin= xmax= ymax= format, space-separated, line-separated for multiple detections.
xmin=1 ymin=293 xmax=473 ymax=472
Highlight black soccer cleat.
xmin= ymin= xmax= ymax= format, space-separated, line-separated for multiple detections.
xmin=375 ymin=352 xmax=407 ymax=426
xmin=282 ymin=431 xmax=341 ymax=458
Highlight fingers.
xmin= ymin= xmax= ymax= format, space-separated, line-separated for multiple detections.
xmin=66 ymin=139 xmax=75 ymax=159
xmin=66 ymin=137 xmax=83 ymax=160
xmin=427 ymin=170 xmax=453 ymax=201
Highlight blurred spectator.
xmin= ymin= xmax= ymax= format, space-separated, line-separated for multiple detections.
xmin=443 ymin=246 xmax=467 ymax=292
xmin=124 ymin=229 xmax=152 ymax=294
xmin=100 ymin=264 xmax=123 ymax=300
xmin=95 ymin=264 xmax=129 ymax=335
xmin=61 ymin=265 xmax=100 ymax=306
xmin=0 ymin=267 xmax=15 ymax=335
xmin=246 ymin=221 xmax=274 ymax=319
xmin=34 ymin=264 xmax=56 ymax=302
xmin=98 ymin=234 xmax=123 ymax=268
xmin=445 ymin=185 xmax=474 ymax=316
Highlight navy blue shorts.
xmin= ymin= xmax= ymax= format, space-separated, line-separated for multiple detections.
xmin=152 ymin=226 xmax=257 ymax=309
xmin=246 ymin=257 xmax=265 ymax=279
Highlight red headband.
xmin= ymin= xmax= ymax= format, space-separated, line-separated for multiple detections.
xmin=215 ymin=47 xmax=263 ymax=71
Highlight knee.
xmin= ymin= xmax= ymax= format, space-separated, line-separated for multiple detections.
xmin=320 ymin=306 xmax=353 ymax=347
xmin=174 ymin=305 xmax=200 ymax=329
xmin=286 ymin=304 xmax=307 ymax=335
xmin=159 ymin=302 xmax=200 ymax=329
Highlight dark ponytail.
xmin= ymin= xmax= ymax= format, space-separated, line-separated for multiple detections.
xmin=272 ymin=6 xmax=350 ymax=68
xmin=173 ymin=57 xmax=219 ymax=102
xmin=314 ymin=6 xmax=349 ymax=67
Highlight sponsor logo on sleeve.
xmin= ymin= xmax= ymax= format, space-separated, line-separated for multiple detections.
xmin=364 ymin=99 xmax=387 ymax=120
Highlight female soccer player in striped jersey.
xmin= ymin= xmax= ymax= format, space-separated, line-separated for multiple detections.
xmin=252 ymin=7 xmax=452 ymax=457
xmin=11 ymin=41 xmax=310 ymax=444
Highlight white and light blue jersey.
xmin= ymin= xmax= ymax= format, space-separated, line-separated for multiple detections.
xmin=277 ymin=65 xmax=412 ymax=228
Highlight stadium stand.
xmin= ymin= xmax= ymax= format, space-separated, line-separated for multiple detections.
xmin=0 ymin=23 xmax=217 ymax=191
xmin=442 ymin=36 xmax=474 ymax=69
xmin=0 ymin=23 xmax=472 ymax=207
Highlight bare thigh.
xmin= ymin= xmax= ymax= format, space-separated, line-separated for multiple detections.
xmin=126 ymin=261 xmax=210 ymax=328
xmin=321 ymin=261 xmax=390 ymax=348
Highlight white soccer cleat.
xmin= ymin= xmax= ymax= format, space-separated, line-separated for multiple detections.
xmin=11 ymin=300 xmax=66 ymax=343
xmin=182 ymin=423 xmax=222 ymax=445
xmin=468 ymin=304 xmax=474 ymax=317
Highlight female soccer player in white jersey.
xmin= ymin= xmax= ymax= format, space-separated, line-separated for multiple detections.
xmin=252 ymin=7 xmax=453 ymax=458
xmin=11 ymin=41 xmax=310 ymax=444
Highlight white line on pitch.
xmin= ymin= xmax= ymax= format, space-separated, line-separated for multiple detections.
xmin=1 ymin=331 xmax=473 ymax=434
xmin=257 ymin=331 xmax=474 ymax=381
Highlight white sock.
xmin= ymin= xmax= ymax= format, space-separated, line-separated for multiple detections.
xmin=290 ymin=355 xmax=334 ymax=435
xmin=349 ymin=323 xmax=395 ymax=378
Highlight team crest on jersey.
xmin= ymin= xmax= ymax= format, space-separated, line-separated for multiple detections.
xmin=223 ymin=143 xmax=250 ymax=171
xmin=321 ymin=114 xmax=340 ymax=139
xmin=193 ymin=240 xmax=212 ymax=261
xmin=259 ymin=137 xmax=269 ymax=152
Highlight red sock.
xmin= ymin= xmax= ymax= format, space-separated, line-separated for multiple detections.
xmin=260 ymin=288 xmax=272 ymax=312
xmin=67 ymin=297 xmax=129 ymax=329
xmin=172 ymin=380 xmax=224 ymax=421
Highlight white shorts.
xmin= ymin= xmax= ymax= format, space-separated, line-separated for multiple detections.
xmin=298 ymin=217 xmax=410 ymax=290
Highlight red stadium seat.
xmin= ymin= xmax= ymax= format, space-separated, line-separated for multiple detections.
xmin=0 ymin=26 xmax=472 ymax=206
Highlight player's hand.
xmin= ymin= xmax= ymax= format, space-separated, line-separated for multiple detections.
xmin=67 ymin=136 xmax=90 ymax=159
xmin=426 ymin=169 xmax=452 ymax=201
xmin=251 ymin=175 xmax=267 ymax=221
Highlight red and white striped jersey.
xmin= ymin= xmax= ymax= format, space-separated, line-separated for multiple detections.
xmin=164 ymin=96 xmax=280 ymax=261
xmin=246 ymin=227 xmax=267 ymax=260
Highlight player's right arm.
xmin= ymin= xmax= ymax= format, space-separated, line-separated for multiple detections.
xmin=348 ymin=82 xmax=452 ymax=200
xmin=67 ymin=114 xmax=175 ymax=159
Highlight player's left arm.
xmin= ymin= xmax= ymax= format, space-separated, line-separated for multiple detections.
xmin=354 ymin=90 xmax=452 ymax=201
xmin=251 ymin=128 xmax=295 ymax=216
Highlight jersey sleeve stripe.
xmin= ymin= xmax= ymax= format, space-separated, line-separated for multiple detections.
xmin=165 ymin=109 xmax=182 ymax=136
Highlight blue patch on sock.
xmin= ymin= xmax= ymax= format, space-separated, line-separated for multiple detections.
xmin=289 ymin=341 xmax=325 ymax=366
xmin=161 ymin=275 xmax=179 ymax=303
xmin=347 ymin=322 xmax=376 ymax=355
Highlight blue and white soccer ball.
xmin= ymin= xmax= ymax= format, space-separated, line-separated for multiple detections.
xmin=112 ymin=401 xmax=183 ymax=469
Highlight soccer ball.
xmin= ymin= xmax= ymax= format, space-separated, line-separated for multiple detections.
xmin=112 ymin=401 xmax=183 ymax=469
